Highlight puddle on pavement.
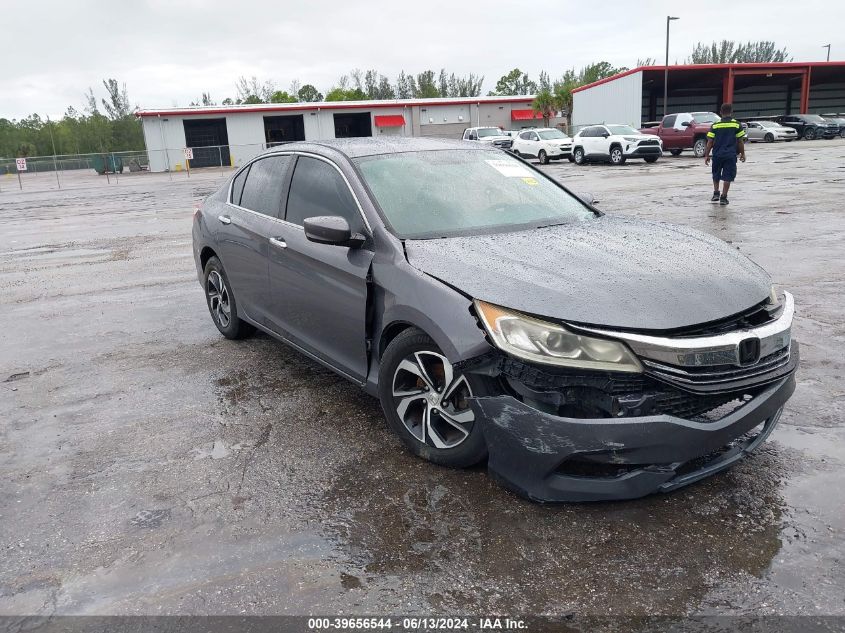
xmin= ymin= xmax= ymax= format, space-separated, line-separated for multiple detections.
xmin=315 ymin=440 xmax=790 ymax=615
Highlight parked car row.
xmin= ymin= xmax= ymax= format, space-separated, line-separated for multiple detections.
xmin=463 ymin=125 xmax=664 ymax=166
xmin=462 ymin=110 xmax=843 ymax=167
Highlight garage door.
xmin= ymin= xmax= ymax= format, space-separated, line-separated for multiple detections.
xmin=419 ymin=122 xmax=467 ymax=139
xmin=183 ymin=118 xmax=231 ymax=168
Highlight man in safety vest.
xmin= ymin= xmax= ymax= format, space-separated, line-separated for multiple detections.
xmin=703 ymin=103 xmax=746 ymax=206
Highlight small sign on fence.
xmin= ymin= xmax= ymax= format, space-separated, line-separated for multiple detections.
xmin=183 ymin=148 xmax=194 ymax=160
xmin=16 ymin=158 xmax=27 ymax=171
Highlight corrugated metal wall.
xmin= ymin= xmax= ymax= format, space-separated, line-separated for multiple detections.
xmin=573 ymin=71 xmax=642 ymax=129
xmin=810 ymin=82 xmax=845 ymax=114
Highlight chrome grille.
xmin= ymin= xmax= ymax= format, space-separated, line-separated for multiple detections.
xmin=642 ymin=345 xmax=793 ymax=392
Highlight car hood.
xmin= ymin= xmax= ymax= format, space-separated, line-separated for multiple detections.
xmin=404 ymin=215 xmax=771 ymax=331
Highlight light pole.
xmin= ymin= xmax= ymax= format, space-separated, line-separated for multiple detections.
xmin=823 ymin=44 xmax=831 ymax=62
xmin=664 ymin=16 xmax=680 ymax=118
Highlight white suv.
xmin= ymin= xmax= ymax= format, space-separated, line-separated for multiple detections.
xmin=572 ymin=124 xmax=663 ymax=165
xmin=461 ymin=127 xmax=513 ymax=150
xmin=511 ymin=128 xmax=573 ymax=164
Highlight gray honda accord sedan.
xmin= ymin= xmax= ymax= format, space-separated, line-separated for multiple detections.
xmin=192 ymin=137 xmax=797 ymax=502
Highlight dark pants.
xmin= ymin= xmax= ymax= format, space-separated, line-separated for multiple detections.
xmin=712 ymin=155 xmax=737 ymax=182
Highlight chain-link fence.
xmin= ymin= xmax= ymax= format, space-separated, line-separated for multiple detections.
xmin=0 ymin=133 xmax=621 ymax=194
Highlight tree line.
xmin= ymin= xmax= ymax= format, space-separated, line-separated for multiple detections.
xmin=1 ymin=40 xmax=792 ymax=157
xmin=0 ymin=79 xmax=144 ymax=158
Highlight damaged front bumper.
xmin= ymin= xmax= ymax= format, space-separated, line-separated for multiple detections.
xmin=470 ymin=345 xmax=798 ymax=503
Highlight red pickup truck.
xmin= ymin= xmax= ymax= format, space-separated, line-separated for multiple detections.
xmin=640 ymin=112 xmax=720 ymax=157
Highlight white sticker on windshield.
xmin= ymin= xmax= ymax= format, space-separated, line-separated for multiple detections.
xmin=485 ymin=159 xmax=533 ymax=178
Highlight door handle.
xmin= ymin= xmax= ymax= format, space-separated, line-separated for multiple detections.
xmin=269 ymin=237 xmax=287 ymax=249
xmin=218 ymin=215 xmax=231 ymax=225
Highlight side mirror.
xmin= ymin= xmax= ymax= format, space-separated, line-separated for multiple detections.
xmin=601 ymin=132 xmax=610 ymax=138
xmin=303 ymin=216 xmax=365 ymax=248
xmin=576 ymin=192 xmax=599 ymax=206
xmin=681 ymin=121 xmax=691 ymax=127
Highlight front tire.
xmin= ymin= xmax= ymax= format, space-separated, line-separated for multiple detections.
xmin=378 ymin=328 xmax=489 ymax=468
xmin=573 ymin=147 xmax=586 ymax=165
xmin=644 ymin=155 xmax=659 ymax=163
xmin=538 ymin=149 xmax=549 ymax=165
xmin=804 ymin=127 xmax=816 ymax=140
xmin=609 ymin=146 xmax=626 ymax=165
xmin=764 ymin=133 xmax=774 ymax=143
xmin=693 ymin=138 xmax=707 ymax=158
xmin=669 ymin=148 xmax=683 ymax=156
xmin=203 ymin=256 xmax=254 ymax=340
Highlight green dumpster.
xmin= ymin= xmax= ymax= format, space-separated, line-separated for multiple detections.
xmin=92 ymin=154 xmax=124 ymax=175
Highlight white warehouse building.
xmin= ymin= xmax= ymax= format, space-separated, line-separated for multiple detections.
xmin=137 ymin=96 xmax=561 ymax=172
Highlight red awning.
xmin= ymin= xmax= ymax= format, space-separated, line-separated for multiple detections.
xmin=511 ymin=109 xmax=546 ymax=121
xmin=374 ymin=115 xmax=406 ymax=127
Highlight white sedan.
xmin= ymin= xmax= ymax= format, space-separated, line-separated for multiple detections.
xmin=745 ymin=121 xmax=798 ymax=142
xmin=512 ymin=128 xmax=573 ymax=164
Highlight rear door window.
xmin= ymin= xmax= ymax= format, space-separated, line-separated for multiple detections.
xmin=230 ymin=165 xmax=250 ymax=206
xmin=286 ymin=156 xmax=362 ymax=230
xmin=239 ymin=155 xmax=293 ymax=217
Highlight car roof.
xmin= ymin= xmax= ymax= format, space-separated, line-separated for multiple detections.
xmin=262 ymin=137 xmax=487 ymax=159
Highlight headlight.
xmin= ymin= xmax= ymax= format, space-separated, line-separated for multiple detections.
xmin=623 ymin=136 xmax=640 ymax=142
xmin=474 ymin=300 xmax=643 ymax=373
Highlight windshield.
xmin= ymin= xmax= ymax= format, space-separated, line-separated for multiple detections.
xmin=607 ymin=125 xmax=639 ymax=136
xmin=691 ymin=112 xmax=719 ymax=124
xmin=476 ymin=128 xmax=503 ymax=138
xmin=537 ymin=129 xmax=566 ymax=140
xmin=803 ymin=115 xmax=827 ymax=123
xmin=354 ymin=150 xmax=595 ymax=239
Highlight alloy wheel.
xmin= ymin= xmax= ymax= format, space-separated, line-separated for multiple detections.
xmin=804 ymin=128 xmax=815 ymax=140
xmin=693 ymin=139 xmax=707 ymax=158
xmin=206 ymin=270 xmax=231 ymax=328
xmin=391 ymin=351 xmax=475 ymax=449
xmin=611 ymin=148 xmax=623 ymax=163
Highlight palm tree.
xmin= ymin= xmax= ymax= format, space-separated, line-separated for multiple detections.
xmin=531 ymin=89 xmax=557 ymax=128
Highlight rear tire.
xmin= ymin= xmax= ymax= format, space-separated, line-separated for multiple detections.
xmin=538 ymin=149 xmax=549 ymax=165
xmin=764 ymin=133 xmax=774 ymax=143
xmin=203 ymin=256 xmax=254 ymax=340
xmin=378 ymin=328 xmax=490 ymax=468
xmin=669 ymin=148 xmax=683 ymax=156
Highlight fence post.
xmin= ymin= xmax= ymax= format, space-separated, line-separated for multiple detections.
xmin=218 ymin=145 xmax=223 ymax=175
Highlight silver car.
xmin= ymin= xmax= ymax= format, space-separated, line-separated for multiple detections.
xmin=746 ymin=121 xmax=798 ymax=143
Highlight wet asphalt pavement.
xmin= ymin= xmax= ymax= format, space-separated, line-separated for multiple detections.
xmin=1 ymin=142 xmax=844 ymax=618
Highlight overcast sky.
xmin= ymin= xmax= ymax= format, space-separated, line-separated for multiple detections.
xmin=2 ymin=0 xmax=843 ymax=119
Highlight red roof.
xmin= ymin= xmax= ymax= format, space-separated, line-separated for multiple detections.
xmin=572 ymin=61 xmax=845 ymax=93
xmin=135 ymin=95 xmax=539 ymax=118
xmin=511 ymin=109 xmax=545 ymax=121
xmin=374 ymin=115 xmax=405 ymax=127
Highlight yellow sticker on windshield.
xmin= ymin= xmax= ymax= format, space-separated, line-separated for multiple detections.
xmin=521 ymin=177 xmax=538 ymax=185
